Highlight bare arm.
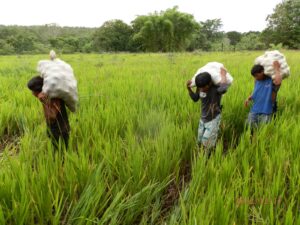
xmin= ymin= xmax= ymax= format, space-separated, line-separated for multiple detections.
xmin=273 ymin=61 xmax=282 ymax=86
xmin=220 ymin=67 xmax=227 ymax=84
xmin=244 ymin=95 xmax=252 ymax=107
xmin=37 ymin=92 xmax=48 ymax=104
xmin=217 ymin=67 xmax=229 ymax=94
xmin=186 ymin=80 xmax=200 ymax=102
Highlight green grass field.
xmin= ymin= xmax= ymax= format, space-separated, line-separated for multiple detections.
xmin=0 ymin=51 xmax=299 ymax=224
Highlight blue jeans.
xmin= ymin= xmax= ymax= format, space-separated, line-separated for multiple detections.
xmin=198 ymin=114 xmax=221 ymax=149
xmin=247 ymin=112 xmax=272 ymax=129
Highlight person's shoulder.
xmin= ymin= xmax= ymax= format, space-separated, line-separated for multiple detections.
xmin=211 ymin=84 xmax=219 ymax=89
xmin=266 ymin=76 xmax=272 ymax=80
xmin=266 ymin=77 xmax=273 ymax=85
xmin=263 ymin=76 xmax=272 ymax=82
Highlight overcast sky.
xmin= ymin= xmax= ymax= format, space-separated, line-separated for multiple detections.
xmin=0 ymin=0 xmax=282 ymax=32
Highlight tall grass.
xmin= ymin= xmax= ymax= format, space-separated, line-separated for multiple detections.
xmin=0 ymin=51 xmax=299 ymax=224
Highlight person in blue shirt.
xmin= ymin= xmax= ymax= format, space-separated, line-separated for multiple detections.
xmin=245 ymin=61 xmax=282 ymax=128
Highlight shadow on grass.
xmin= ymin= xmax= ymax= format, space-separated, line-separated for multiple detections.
xmin=160 ymin=160 xmax=192 ymax=219
xmin=0 ymin=127 xmax=22 ymax=155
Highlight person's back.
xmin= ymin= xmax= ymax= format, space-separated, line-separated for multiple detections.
xmin=251 ymin=77 xmax=273 ymax=115
xmin=27 ymin=76 xmax=70 ymax=149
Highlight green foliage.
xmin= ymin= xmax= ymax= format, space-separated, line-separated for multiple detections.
xmin=0 ymin=25 xmax=96 ymax=54
xmin=227 ymin=31 xmax=242 ymax=46
xmin=191 ymin=19 xmax=224 ymax=51
xmin=226 ymin=31 xmax=242 ymax=51
xmin=0 ymin=40 xmax=14 ymax=55
xmin=131 ymin=6 xmax=199 ymax=52
xmin=0 ymin=52 xmax=300 ymax=224
xmin=236 ymin=32 xmax=266 ymax=50
xmin=7 ymin=34 xmax=36 ymax=53
xmin=263 ymin=0 xmax=300 ymax=49
xmin=210 ymin=38 xmax=231 ymax=51
xmin=93 ymin=20 xmax=133 ymax=52
xmin=269 ymin=43 xmax=284 ymax=50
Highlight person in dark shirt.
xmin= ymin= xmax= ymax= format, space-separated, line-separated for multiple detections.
xmin=186 ymin=67 xmax=229 ymax=155
xmin=244 ymin=61 xmax=281 ymax=129
xmin=27 ymin=76 xmax=70 ymax=150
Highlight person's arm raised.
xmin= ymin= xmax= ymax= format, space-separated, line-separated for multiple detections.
xmin=186 ymin=80 xmax=200 ymax=102
xmin=273 ymin=60 xmax=282 ymax=86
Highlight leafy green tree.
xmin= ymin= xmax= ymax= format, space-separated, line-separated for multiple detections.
xmin=93 ymin=20 xmax=133 ymax=52
xmin=7 ymin=34 xmax=36 ymax=53
xmin=191 ymin=19 xmax=224 ymax=51
xmin=0 ymin=40 xmax=14 ymax=54
xmin=211 ymin=37 xmax=231 ymax=51
xmin=49 ymin=37 xmax=65 ymax=50
xmin=263 ymin=0 xmax=300 ymax=49
xmin=49 ymin=36 xmax=92 ymax=53
xmin=0 ymin=26 xmax=18 ymax=40
xmin=0 ymin=25 xmax=96 ymax=54
xmin=131 ymin=6 xmax=198 ymax=52
xmin=163 ymin=7 xmax=199 ymax=51
xmin=226 ymin=31 xmax=242 ymax=51
xmin=132 ymin=15 xmax=173 ymax=52
xmin=130 ymin=16 xmax=150 ymax=51
xmin=200 ymin=19 xmax=223 ymax=41
xmin=236 ymin=32 xmax=266 ymax=50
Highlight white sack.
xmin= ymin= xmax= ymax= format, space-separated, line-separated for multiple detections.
xmin=190 ymin=62 xmax=233 ymax=88
xmin=37 ymin=54 xmax=78 ymax=112
xmin=254 ymin=50 xmax=290 ymax=79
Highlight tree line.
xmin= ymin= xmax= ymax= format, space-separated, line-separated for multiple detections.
xmin=0 ymin=0 xmax=299 ymax=55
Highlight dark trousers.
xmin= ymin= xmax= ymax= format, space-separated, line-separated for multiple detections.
xmin=47 ymin=127 xmax=69 ymax=150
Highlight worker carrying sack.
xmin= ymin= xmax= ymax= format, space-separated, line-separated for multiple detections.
xmin=254 ymin=50 xmax=290 ymax=79
xmin=37 ymin=50 xmax=78 ymax=112
xmin=189 ymin=62 xmax=233 ymax=88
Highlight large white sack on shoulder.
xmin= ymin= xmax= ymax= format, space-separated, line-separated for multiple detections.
xmin=266 ymin=50 xmax=283 ymax=60
xmin=37 ymin=58 xmax=78 ymax=112
xmin=55 ymin=59 xmax=73 ymax=72
xmin=43 ymin=77 xmax=78 ymax=112
xmin=45 ymin=76 xmax=78 ymax=112
xmin=254 ymin=50 xmax=290 ymax=79
xmin=37 ymin=60 xmax=52 ymax=76
xmin=190 ymin=62 xmax=233 ymax=87
xmin=254 ymin=56 xmax=264 ymax=65
xmin=37 ymin=58 xmax=74 ymax=78
xmin=281 ymin=67 xmax=290 ymax=76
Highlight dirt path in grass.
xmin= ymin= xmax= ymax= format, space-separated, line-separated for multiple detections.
xmin=0 ymin=134 xmax=21 ymax=156
xmin=160 ymin=160 xmax=192 ymax=219
xmin=159 ymin=140 xmax=233 ymax=221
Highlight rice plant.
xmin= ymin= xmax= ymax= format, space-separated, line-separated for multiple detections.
xmin=0 ymin=51 xmax=299 ymax=224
